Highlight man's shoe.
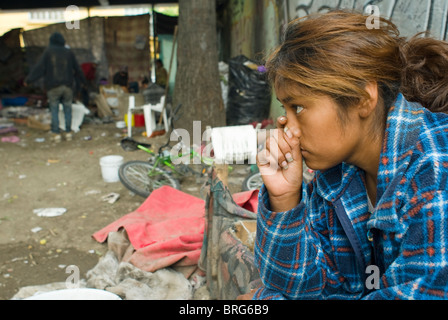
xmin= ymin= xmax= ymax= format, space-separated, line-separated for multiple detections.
xmin=51 ymin=133 xmax=62 ymax=143
xmin=65 ymin=132 xmax=73 ymax=141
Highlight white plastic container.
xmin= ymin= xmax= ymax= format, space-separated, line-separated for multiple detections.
xmin=58 ymin=102 xmax=90 ymax=133
xmin=115 ymin=120 xmax=126 ymax=129
xmin=100 ymin=155 xmax=123 ymax=183
xmin=25 ymin=288 xmax=122 ymax=300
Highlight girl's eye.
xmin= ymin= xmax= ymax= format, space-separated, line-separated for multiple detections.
xmin=295 ymin=105 xmax=304 ymax=114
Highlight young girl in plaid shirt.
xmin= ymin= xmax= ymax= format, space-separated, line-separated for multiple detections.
xmin=252 ymin=10 xmax=448 ymax=300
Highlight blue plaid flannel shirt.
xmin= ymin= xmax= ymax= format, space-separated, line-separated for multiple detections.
xmin=254 ymin=93 xmax=448 ymax=300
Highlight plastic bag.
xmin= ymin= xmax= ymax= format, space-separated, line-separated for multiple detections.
xmin=226 ymin=55 xmax=271 ymax=126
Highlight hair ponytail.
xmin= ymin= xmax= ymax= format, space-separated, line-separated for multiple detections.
xmin=399 ymin=34 xmax=448 ymax=113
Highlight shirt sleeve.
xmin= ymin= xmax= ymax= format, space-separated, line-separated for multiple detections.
xmin=253 ymin=184 xmax=359 ymax=300
xmin=254 ymin=159 xmax=448 ymax=299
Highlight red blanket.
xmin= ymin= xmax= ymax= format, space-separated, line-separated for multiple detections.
xmin=93 ymin=186 xmax=258 ymax=273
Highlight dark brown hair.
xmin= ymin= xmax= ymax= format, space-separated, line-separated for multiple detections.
xmin=266 ymin=10 xmax=448 ymax=127
xmin=400 ymin=34 xmax=448 ymax=113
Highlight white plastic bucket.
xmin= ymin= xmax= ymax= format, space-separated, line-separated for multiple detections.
xmin=100 ymin=155 xmax=123 ymax=183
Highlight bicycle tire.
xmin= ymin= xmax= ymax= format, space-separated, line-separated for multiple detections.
xmin=119 ymin=161 xmax=180 ymax=198
xmin=242 ymin=171 xmax=263 ymax=191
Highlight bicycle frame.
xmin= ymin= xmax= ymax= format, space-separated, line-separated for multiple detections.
xmin=137 ymin=144 xmax=205 ymax=177
xmin=132 ymin=103 xmax=219 ymax=177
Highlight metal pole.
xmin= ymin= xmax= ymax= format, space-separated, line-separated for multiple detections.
xmin=151 ymin=4 xmax=157 ymax=83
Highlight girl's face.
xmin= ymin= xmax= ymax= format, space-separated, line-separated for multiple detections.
xmin=276 ymin=82 xmax=368 ymax=172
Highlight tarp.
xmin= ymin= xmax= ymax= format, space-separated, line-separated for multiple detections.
xmin=0 ymin=29 xmax=25 ymax=92
xmin=154 ymin=11 xmax=178 ymax=35
xmin=93 ymin=186 xmax=205 ymax=272
xmin=18 ymin=13 xmax=177 ymax=88
xmin=104 ymin=14 xmax=151 ymax=84
xmin=22 ymin=17 xmax=107 ymax=81
xmin=92 ymin=185 xmax=258 ymax=274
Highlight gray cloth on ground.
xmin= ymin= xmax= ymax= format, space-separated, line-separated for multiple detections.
xmin=85 ymin=229 xmax=203 ymax=300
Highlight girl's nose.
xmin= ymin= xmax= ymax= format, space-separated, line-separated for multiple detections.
xmin=280 ymin=116 xmax=301 ymax=139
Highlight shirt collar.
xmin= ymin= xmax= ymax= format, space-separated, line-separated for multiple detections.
xmin=315 ymin=163 xmax=360 ymax=202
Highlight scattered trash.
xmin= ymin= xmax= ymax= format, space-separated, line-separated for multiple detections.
xmin=0 ymin=121 xmax=15 ymax=128
xmin=83 ymin=136 xmax=92 ymax=141
xmin=4 ymin=194 xmax=18 ymax=203
xmin=1 ymin=136 xmax=20 ymax=143
xmin=47 ymin=159 xmax=60 ymax=164
xmin=33 ymin=208 xmax=67 ymax=217
xmin=0 ymin=126 xmax=18 ymax=135
xmin=31 ymin=227 xmax=42 ymax=233
xmin=115 ymin=121 xmax=126 ymax=129
xmin=85 ymin=189 xmax=101 ymax=196
xmin=18 ymin=175 xmax=26 ymax=179
xmin=35 ymin=138 xmax=45 ymax=143
xmin=39 ymin=239 xmax=47 ymax=245
xmin=101 ymin=193 xmax=120 ymax=204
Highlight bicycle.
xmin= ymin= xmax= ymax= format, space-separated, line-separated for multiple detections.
xmin=118 ymin=104 xmax=213 ymax=198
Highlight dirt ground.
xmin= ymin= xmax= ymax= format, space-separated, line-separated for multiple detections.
xmin=0 ymin=116 xmax=249 ymax=300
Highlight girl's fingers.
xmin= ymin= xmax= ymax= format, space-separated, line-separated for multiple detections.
xmin=268 ymin=129 xmax=290 ymax=170
xmin=257 ymin=147 xmax=280 ymax=176
xmin=277 ymin=116 xmax=287 ymax=129
xmin=259 ymin=123 xmax=302 ymax=172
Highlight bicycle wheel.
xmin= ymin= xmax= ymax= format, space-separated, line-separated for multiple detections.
xmin=119 ymin=161 xmax=180 ymax=198
xmin=242 ymin=171 xmax=263 ymax=191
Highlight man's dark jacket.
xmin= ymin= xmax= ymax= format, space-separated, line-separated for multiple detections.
xmin=26 ymin=32 xmax=86 ymax=90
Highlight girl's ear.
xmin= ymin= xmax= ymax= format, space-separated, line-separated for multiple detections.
xmin=358 ymin=82 xmax=379 ymax=118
